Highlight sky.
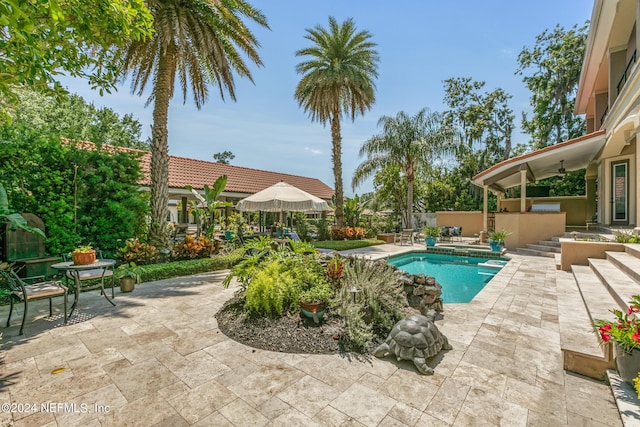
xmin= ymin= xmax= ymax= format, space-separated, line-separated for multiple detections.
xmin=62 ymin=0 xmax=594 ymax=195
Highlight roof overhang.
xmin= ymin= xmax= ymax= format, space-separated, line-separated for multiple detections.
xmin=472 ymin=131 xmax=606 ymax=193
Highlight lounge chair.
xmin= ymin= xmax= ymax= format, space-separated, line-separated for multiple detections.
xmin=394 ymin=229 xmax=414 ymax=245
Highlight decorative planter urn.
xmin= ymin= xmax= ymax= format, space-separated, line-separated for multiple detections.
xmin=73 ymin=250 xmax=96 ymax=265
xmin=300 ymin=301 xmax=326 ymax=324
xmin=614 ymin=344 xmax=640 ymax=384
xmin=119 ymin=277 xmax=135 ymax=293
xmin=425 ymin=237 xmax=436 ymax=247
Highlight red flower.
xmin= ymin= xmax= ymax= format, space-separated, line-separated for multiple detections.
xmin=600 ymin=324 xmax=612 ymax=332
xmin=633 ymin=331 xmax=640 ymax=344
xmin=600 ymin=332 xmax=611 ymax=342
xmin=629 ymin=306 xmax=639 ymax=315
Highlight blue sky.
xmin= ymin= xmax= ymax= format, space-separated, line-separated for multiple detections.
xmin=64 ymin=0 xmax=593 ymax=195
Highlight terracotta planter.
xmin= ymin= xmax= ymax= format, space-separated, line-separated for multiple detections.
xmin=614 ymin=344 xmax=640 ymax=384
xmin=119 ymin=277 xmax=135 ymax=293
xmin=73 ymin=250 xmax=96 ymax=265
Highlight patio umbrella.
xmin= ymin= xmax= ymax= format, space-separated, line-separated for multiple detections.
xmin=235 ymin=181 xmax=329 ymax=212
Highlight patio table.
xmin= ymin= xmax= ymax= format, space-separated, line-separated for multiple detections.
xmin=51 ymin=259 xmax=116 ymax=315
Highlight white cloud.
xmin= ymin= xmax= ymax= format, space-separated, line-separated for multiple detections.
xmin=304 ymin=147 xmax=323 ymax=155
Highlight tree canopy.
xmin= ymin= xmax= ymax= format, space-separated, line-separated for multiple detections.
xmin=295 ymin=16 xmax=379 ymax=226
xmin=0 ymin=0 xmax=153 ymax=122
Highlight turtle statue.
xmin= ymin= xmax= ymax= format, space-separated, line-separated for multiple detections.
xmin=374 ymin=310 xmax=452 ymax=375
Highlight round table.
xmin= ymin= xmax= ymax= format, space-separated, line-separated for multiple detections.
xmin=51 ymin=259 xmax=116 ymax=315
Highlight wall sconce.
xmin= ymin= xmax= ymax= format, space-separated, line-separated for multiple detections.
xmin=558 ymin=160 xmax=566 ymax=177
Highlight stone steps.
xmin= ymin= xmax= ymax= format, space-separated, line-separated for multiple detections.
xmin=589 ymin=257 xmax=640 ymax=310
xmin=526 ymin=243 xmax=562 ymax=253
xmin=516 ymin=247 xmax=557 ymax=258
xmin=606 ymin=251 xmax=640 ymax=284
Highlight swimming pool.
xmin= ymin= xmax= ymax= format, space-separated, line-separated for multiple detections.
xmin=387 ymin=252 xmax=508 ymax=303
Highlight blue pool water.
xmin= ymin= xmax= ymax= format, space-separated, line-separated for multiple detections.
xmin=388 ymin=253 xmax=507 ymax=303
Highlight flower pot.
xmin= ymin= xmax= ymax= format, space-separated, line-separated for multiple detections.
xmin=73 ymin=250 xmax=96 ymax=265
xmin=425 ymin=237 xmax=436 ymax=247
xmin=489 ymin=241 xmax=503 ymax=252
xmin=300 ymin=301 xmax=326 ymax=324
xmin=614 ymin=344 xmax=640 ymax=384
xmin=119 ymin=277 xmax=135 ymax=293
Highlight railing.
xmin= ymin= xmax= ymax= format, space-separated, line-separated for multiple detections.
xmin=617 ymin=49 xmax=637 ymax=95
xmin=600 ymin=105 xmax=609 ymax=126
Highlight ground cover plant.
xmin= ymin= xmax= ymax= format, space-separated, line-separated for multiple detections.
xmin=312 ymin=239 xmax=385 ymax=251
xmin=216 ymin=238 xmax=409 ymax=353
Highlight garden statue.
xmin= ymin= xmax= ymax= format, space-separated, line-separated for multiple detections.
xmin=374 ymin=310 xmax=452 ymax=375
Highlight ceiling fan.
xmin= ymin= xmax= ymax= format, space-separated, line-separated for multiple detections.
xmin=558 ymin=160 xmax=566 ymax=177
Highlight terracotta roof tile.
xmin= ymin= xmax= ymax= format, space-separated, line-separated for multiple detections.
xmin=69 ymin=140 xmax=334 ymax=200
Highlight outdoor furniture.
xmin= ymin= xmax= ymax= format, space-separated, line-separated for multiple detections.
xmin=60 ymin=250 xmax=115 ymax=298
xmin=394 ymin=229 xmax=414 ymax=245
xmin=0 ymin=267 xmax=68 ymax=335
xmin=51 ymin=258 xmax=116 ymax=315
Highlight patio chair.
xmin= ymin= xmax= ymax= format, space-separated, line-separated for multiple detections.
xmin=61 ymin=250 xmax=115 ymax=299
xmin=0 ymin=267 xmax=68 ymax=335
xmin=394 ymin=229 xmax=414 ymax=245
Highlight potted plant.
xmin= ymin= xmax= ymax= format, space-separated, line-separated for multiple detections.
xmin=423 ymin=226 xmax=441 ymax=247
xmin=300 ymin=283 xmax=333 ymax=323
xmin=115 ymin=262 xmax=143 ymax=292
xmin=594 ymin=295 xmax=640 ymax=384
xmin=72 ymin=244 xmax=96 ymax=265
xmin=488 ymin=229 xmax=511 ymax=252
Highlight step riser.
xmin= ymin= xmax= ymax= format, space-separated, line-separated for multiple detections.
xmin=526 ymin=244 xmax=561 ymax=253
xmin=589 ymin=262 xmax=628 ymax=310
xmin=536 ymin=240 xmax=562 ymax=248
xmin=516 ymin=248 xmax=556 ymax=258
xmin=607 ymin=254 xmax=640 ymax=284
xmin=626 ymin=244 xmax=640 ymax=259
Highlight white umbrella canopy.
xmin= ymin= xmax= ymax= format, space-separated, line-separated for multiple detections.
xmin=235 ymin=181 xmax=330 ymax=212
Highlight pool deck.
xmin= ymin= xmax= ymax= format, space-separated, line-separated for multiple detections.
xmin=0 ymin=243 xmax=622 ymax=426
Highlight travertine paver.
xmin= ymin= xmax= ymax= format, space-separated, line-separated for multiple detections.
xmin=0 ymin=249 xmax=624 ymax=426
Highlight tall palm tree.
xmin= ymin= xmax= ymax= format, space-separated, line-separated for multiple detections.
xmin=294 ymin=17 xmax=379 ymax=227
xmin=120 ymin=0 xmax=268 ymax=248
xmin=352 ymin=108 xmax=455 ymax=229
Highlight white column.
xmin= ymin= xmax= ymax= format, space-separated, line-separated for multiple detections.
xmin=520 ymin=169 xmax=527 ymax=213
xmin=483 ymin=185 xmax=488 ymax=231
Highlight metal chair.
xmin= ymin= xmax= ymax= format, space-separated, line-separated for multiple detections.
xmin=0 ymin=267 xmax=68 ymax=335
xmin=61 ymin=250 xmax=115 ymax=299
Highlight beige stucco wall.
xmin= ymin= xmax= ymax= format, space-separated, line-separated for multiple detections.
xmin=560 ymin=241 xmax=626 ymax=271
xmin=435 ymin=211 xmax=483 ymax=237
xmin=500 ymin=196 xmax=590 ymax=225
xmin=494 ymin=212 xmax=566 ymax=250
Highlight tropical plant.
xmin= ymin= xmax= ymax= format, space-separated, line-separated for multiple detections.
xmin=423 ymin=226 xmax=441 ymax=238
xmin=186 ymin=175 xmax=232 ymax=236
xmin=0 ymin=183 xmax=45 ymax=238
xmin=594 ymin=296 xmax=640 ymax=353
xmin=343 ymin=195 xmax=366 ymax=227
xmin=488 ymin=229 xmax=511 ymax=244
xmin=300 ymin=283 xmax=333 ymax=304
xmin=613 ymin=230 xmax=640 ymax=244
xmin=118 ymin=238 xmax=159 ymax=265
xmin=352 ymin=108 xmax=456 ymax=229
xmin=295 ymin=16 xmax=379 ymax=227
xmin=119 ymin=0 xmax=269 ymax=249
xmin=73 ymin=244 xmax=93 ymax=253
xmin=115 ymin=262 xmax=144 ymax=284
xmin=173 ymin=235 xmax=215 ymax=260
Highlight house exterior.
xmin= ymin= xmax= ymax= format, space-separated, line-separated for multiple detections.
xmin=72 ymin=141 xmax=334 ymax=224
xmin=471 ymin=0 xmax=639 ymax=247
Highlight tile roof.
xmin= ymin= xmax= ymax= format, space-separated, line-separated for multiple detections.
xmin=68 ymin=140 xmax=334 ymax=200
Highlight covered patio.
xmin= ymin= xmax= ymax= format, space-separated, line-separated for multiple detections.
xmin=471 ymin=131 xmax=606 ymax=249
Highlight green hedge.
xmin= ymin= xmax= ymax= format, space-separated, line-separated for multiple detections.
xmin=137 ymin=250 xmax=243 ymax=283
xmin=312 ymin=239 xmax=385 ymax=251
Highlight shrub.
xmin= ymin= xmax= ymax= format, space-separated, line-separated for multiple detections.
xmin=614 ymin=230 xmax=640 ymax=244
xmin=330 ymin=226 xmax=365 ymax=240
xmin=118 ymin=238 xmax=159 ymax=265
xmin=173 ymin=235 xmax=215 ymax=260
xmin=334 ymin=257 xmax=407 ymax=350
xmin=244 ymin=258 xmax=303 ymax=316
xmin=136 ymin=250 xmax=243 ymax=282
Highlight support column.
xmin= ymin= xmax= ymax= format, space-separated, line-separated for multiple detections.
xmin=520 ymin=169 xmax=527 ymax=213
xmin=181 ymin=196 xmax=188 ymax=224
xmin=482 ymin=185 xmax=488 ymax=242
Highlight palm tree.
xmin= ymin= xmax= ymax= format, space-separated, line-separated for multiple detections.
xmin=294 ymin=17 xmax=379 ymax=227
xmin=120 ymin=0 xmax=268 ymax=248
xmin=352 ymin=108 xmax=455 ymax=229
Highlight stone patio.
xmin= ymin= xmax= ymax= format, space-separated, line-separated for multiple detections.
xmin=0 ymin=246 xmax=622 ymax=426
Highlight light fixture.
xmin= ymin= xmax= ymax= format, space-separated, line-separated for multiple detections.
xmin=558 ymin=160 xmax=566 ymax=177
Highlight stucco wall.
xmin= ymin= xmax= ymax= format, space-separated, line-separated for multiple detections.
xmin=560 ymin=241 xmax=626 ymax=271
xmin=435 ymin=211 xmax=483 ymax=237
xmin=494 ymin=212 xmax=566 ymax=250
xmin=500 ymin=196 xmax=589 ymax=225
